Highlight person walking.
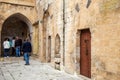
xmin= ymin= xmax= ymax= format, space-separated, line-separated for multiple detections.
xmin=22 ymin=39 xmax=32 ymax=65
xmin=15 ymin=36 xmax=21 ymax=57
xmin=8 ymin=38 xmax=12 ymax=56
xmin=22 ymin=39 xmax=26 ymax=60
xmin=3 ymin=38 xmax=10 ymax=57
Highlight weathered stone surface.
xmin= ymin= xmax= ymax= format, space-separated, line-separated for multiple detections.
xmin=0 ymin=0 xmax=120 ymax=80
xmin=0 ymin=57 xmax=86 ymax=80
xmin=36 ymin=0 xmax=120 ymax=80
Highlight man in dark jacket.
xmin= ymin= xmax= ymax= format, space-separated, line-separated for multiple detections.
xmin=15 ymin=36 xmax=22 ymax=57
xmin=22 ymin=39 xmax=32 ymax=65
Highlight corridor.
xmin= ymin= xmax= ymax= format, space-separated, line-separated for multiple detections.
xmin=0 ymin=57 xmax=87 ymax=80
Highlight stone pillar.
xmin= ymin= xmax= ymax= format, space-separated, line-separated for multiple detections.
xmin=32 ymin=23 xmax=39 ymax=55
xmin=0 ymin=28 xmax=2 ymax=56
xmin=0 ymin=16 xmax=4 ymax=56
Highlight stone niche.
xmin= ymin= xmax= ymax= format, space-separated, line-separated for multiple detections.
xmin=54 ymin=34 xmax=61 ymax=70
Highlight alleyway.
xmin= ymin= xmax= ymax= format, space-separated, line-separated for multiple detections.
xmin=0 ymin=57 xmax=87 ymax=80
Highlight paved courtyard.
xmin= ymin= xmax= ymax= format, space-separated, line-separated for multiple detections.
xmin=0 ymin=57 xmax=88 ymax=80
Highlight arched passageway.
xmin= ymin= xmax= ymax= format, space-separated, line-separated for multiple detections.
xmin=1 ymin=13 xmax=32 ymax=56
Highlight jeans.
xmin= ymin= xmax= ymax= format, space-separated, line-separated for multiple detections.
xmin=15 ymin=46 xmax=20 ymax=57
xmin=24 ymin=52 xmax=30 ymax=64
xmin=4 ymin=49 xmax=10 ymax=57
xmin=12 ymin=47 xmax=15 ymax=56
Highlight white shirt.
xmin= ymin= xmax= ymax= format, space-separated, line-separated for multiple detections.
xmin=12 ymin=40 xmax=15 ymax=47
xmin=3 ymin=41 xmax=10 ymax=49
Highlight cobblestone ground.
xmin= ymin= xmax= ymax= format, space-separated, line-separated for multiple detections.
xmin=0 ymin=57 xmax=88 ymax=80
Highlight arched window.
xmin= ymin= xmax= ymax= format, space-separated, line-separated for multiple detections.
xmin=55 ymin=34 xmax=60 ymax=58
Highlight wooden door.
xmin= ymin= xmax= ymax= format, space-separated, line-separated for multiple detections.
xmin=80 ymin=29 xmax=91 ymax=78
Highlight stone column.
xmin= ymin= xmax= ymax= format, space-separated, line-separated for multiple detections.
xmin=0 ymin=16 xmax=4 ymax=56
xmin=32 ymin=22 xmax=39 ymax=55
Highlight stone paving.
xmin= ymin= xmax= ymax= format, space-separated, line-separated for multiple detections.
xmin=0 ymin=57 xmax=88 ymax=80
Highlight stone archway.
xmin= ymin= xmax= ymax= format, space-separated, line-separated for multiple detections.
xmin=1 ymin=13 xmax=32 ymax=56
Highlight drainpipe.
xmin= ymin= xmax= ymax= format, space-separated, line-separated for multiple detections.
xmin=63 ymin=0 xmax=65 ymax=66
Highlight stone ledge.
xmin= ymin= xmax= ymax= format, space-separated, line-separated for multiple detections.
xmin=54 ymin=58 xmax=61 ymax=64
xmin=0 ymin=1 xmax=35 ymax=7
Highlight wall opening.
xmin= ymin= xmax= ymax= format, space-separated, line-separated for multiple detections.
xmin=80 ymin=29 xmax=91 ymax=78
xmin=55 ymin=34 xmax=61 ymax=70
xmin=47 ymin=36 xmax=51 ymax=62
xmin=1 ymin=13 xmax=32 ymax=56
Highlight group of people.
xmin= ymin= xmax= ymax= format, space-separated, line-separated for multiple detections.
xmin=3 ymin=36 xmax=32 ymax=65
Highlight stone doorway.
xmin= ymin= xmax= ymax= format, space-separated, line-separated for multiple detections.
xmin=80 ymin=29 xmax=91 ymax=78
xmin=1 ymin=13 xmax=32 ymax=56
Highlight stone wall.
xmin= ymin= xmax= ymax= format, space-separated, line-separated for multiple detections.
xmin=0 ymin=2 xmax=36 ymax=23
xmin=64 ymin=0 xmax=120 ymax=79
xmin=37 ymin=0 xmax=64 ymax=69
xmin=0 ymin=0 xmax=35 ymax=6
xmin=37 ymin=0 xmax=120 ymax=80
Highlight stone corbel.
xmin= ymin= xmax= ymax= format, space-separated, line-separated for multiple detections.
xmin=33 ymin=20 xmax=39 ymax=26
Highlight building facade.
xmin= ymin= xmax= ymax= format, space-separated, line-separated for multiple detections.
xmin=36 ymin=0 xmax=120 ymax=80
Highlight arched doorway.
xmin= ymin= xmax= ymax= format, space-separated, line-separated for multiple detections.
xmin=1 ymin=13 xmax=32 ymax=56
